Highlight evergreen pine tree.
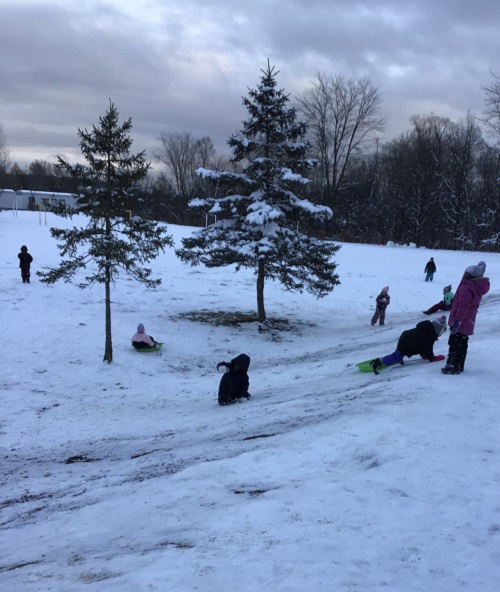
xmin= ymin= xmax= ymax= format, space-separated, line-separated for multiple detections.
xmin=38 ymin=101 xmax=174 ymax=362
xmin=177 ymin=62 xmax=340 ymax=324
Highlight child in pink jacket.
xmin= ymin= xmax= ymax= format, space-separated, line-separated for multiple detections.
xmin=442 ymin=264 xmax=490 ymax=374
xmin=131 ymin=323 xmax=156 ymax=349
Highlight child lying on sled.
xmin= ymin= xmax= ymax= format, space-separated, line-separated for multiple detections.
xmin=370 ymin=316 xmax=446 ymax=374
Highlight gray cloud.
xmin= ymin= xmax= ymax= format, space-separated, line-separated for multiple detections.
xmin=1 ymin=0 xmax=499 ymax=169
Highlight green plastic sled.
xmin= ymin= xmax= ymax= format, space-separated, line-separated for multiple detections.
xmin=133 ymin=341 xmax=164 ymax=353
xmin=356 ymin=358 xmax=386 ymax=373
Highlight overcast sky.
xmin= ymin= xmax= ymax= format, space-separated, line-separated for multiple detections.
xmin=1 ymin=0 xmax=499 ymax=170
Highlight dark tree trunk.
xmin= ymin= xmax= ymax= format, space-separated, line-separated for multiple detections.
xmin=257 ymin=259 xmax=266 ymax=323
xmin=103 ymin=268 xmax=113 ymax=363
xmin=103 ymin=219 xmax=113 ymax=362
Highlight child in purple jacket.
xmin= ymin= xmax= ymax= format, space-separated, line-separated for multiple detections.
xmin=442 ymin=263 xmax=490 ymax=374
xmin=371 ymin=287 xmax=390 ymax=326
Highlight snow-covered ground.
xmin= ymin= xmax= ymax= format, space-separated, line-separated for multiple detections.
xmin=1 ymin=211 xmax=499 ymax=591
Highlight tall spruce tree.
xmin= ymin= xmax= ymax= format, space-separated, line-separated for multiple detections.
xmin=38 ymin=101 xmax=174 ymax=363
xmin=177 ymin=62 xmax=340 ymax=324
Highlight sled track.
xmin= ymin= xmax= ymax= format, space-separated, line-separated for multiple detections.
xmin=0 ymin=373 xmax=404 ymax=530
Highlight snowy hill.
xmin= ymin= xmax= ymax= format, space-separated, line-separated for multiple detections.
xmin=1 ymin=211 xmax=499 ymax=591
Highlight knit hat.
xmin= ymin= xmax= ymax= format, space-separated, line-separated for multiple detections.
xmin=232 ymin=353 xmax=251 ymax=371
xmin=464 ymin=265 xmax=483 ymax=278
xmin=382 ymin=286 xmax=389 ymax=293
xmin=432 ymin=315 xmax=447 ymax=337
xmin=137 ymin=323 xmax=145 ymax=334
xmin=443 ymin=284 xmax=452 ymax=293
xmin=477 ymin=261 xmax=486 ymax=277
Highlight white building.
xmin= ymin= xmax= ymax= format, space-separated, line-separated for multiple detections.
xmin=0 ymin=189 xmax=77 ymax=211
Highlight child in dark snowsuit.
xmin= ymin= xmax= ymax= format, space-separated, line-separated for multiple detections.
xmin=371 ymin=287 xmax=390 ymax=326
xmin=18 ymin=245 xmax=33 ymax=283
xmin=216 ymin=353 xmax=251 ymax=405
xmin=370 ymin=316 xmax=447 ymax=374
xmin=423 ymin=285 xmax=454 ymax=315
xmin=441 ymin=263 xmax=490 ymax=374
xmin=424 ymin=257 xmax=437 ymax=282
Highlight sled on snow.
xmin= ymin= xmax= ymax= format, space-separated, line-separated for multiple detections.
xmin=133 ymin=341 xmax=164 ymax=355
xmin=356 ymin=356 xmax=434 ymax=374
xmin=356 ymin=359 xmax=386 ymax=373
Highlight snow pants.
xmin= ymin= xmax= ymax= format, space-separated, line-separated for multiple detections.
xmin=425 ymin=271 xmax=435 ymax=282
xmin=20 ymin=264 xmax=31 ymax=282
xmin=423 ymin=301 xmax=450 ymax=315
xmin=445 ymin=333 xmax=469 ymax=372
xmin=371 ymin=307 xmax=386 ymax=326
xmin=382 ymin=350 xmax=404 ymax=366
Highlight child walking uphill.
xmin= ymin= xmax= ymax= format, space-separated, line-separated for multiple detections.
xmin=217 ymin=353 xmax=251 ymax=405
xmin=371 ymin=287 xmax=390 ymax=326
xmin=424 ymin=257 xmax=437 ymax=282
xmin=441 ymin=263 xmax=490 ymax=374
xmin=370 ymin=316 xmax=447 ymax=374
xmin=18 ymin=245 xmax=33 ymax=283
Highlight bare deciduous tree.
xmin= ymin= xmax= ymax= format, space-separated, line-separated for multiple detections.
xmin=0 ymin=124 xmax=11 ymax=185
xmin=438 ymin=112 xmax=483 ymax=248
xmin=297 ymin=73 xmax=385 ymax=204
xmin=27 ymin=159 xmax=57 ymax=191
xmin=155 ymin=131 xmax=217 ymax=199
xmin=481 ymin=71 xmax=500 ymax=145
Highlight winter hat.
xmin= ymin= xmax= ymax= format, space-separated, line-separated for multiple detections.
xmin=382 ymin=286 xmax=389 ymax=293
xmin=137 ymin=323 xmax=145 ymax=334
xmin=432 ymin=315 xmax=447 ymax=337
xmin=477 ymin=261 xmax=486 ymax=277
xmin=232 ymin=353 xmax=251 ymax=371
xmin=20 ymin=245 xmax=28 ymax=251
xmin=464 ymin=265 xmax=482 ymax=278
xmin=443 ymin=284 xmax=452 ymax=293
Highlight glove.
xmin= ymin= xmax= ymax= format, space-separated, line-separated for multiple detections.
xmin=432 ymin=354 xmax=445 ymax=362
xmin=217 ymin=362 xmax=228 ymax=371
xmin=450 ymin=320 xmax=461 ymax=335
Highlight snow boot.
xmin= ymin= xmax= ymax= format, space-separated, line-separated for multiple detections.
xmin=370 ymin=358 xmax=382 ymax=375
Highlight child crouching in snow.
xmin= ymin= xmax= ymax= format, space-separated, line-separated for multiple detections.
xmin=370 ymin=316 xmax=447 ymax=374
xmin=371 ymin=286 xmax=390 ymax=326
xmin=217 ymin=353 xmax=251 ymax=405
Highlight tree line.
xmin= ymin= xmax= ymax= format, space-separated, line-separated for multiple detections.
xmin=1 ymin=71 xmax=499 ymax=251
